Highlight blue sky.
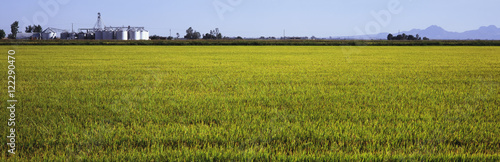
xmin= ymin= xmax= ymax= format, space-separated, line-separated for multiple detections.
xmin=1 ymin=0 xmax=499 ymax=38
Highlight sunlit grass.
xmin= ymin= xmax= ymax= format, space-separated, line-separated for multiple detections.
xmin=0 ymin=46 xmax=499 ymax=160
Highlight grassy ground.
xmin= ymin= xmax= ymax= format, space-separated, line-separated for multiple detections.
xmin=0 ymin=46 xmax=499 ymax=160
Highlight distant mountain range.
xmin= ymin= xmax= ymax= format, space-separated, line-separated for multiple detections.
xmin=341 ymin=25 xmax=500 ymax=40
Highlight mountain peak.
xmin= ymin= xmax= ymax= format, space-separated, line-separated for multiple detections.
xmin=425 ymin=25 xmax=445 ymax=31
xmin=479 ymin=25 xmax=498 ymax=30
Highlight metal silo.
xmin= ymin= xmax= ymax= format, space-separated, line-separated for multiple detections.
xmin=128 ymin=29 xmax=140 ymax=40
xmin=42 ymin=33 xmax=53 ymax=40
xmin=95 ymin=31 xmax=103 ymax=40
xmin=70 ymin=32 xmax=78 ymax=40
xmin=140 ymin=30 xmax=149 ymax=40
xmin=61 ymin=32 xmax=69 ymax=39
xmin=67 ymin=32 xmax=72 ymax=39
xmin=78 ymin=33 xmax=86 ymax=40
xmin=116 ymin=29 xmax=128 ymax=40
xmin=67 ymin=33 xmax=74 ymax=40
xmin=103 ymin=30 xmax=114 ymax=40
xmin=86 ymin=33 xmax=95 ymax=39
xmin=128 ymin=30 xmax=133 ymax=40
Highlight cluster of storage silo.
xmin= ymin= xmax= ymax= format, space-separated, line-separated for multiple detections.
xmin=89 ymin=28 xmax=148 ymax=40
xmin=127 ymin=28 xmax=149 ymax=40
xmin=60 ymin=28 xmax=149 ymax=40
xmin=61 ymin=32 xmax=80 ymax=40
xmin=61 ymin=32 xmax=95 ymax=40
xmin=78 ymin=32 xmax=92 ymax=40
xmin=63 ymin=13 xmax=150 ymax=41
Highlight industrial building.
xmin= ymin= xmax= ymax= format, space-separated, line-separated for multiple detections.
xmin=60 ymin=13 xmax=149 ymax=40
xmin=79 ymin=27 xmax=149 ymax=40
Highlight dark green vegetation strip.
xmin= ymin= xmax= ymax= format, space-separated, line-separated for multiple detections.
xmin=0 ymin=46 xmax=499 ymax=160
xmin=2 ymin=39 xmax=500 ymax=46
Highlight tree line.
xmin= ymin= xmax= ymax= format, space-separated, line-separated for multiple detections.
xmin=183 ymin=27 xmax=225 ymax=40
xmin=150 ymin=27 xmax=235 ymax=40
xmin=387 ymin=33 xmax=429 ymax=41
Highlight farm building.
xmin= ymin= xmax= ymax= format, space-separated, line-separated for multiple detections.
xmin=42 ymin=28 xmax=58 ymax=40
xmin=15 ymin=32 xmax=42 ymax=40
xmin=16 ymin=33 xmax=34 ymax=40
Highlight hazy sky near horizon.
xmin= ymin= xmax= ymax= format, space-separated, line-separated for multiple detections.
xmin=1 ymin=0 xmax=499 ymax=37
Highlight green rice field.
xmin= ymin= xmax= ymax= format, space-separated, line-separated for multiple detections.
xmin=1 ymin=46 xmax=499 ymax=160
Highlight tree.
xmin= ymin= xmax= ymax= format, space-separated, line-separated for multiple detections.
xmin=24 ymin=24 xmax=43 ymax=33
xmin=184 ymin=27 xmax=201 ymax=39
xmin=184 ymin=27 xmax=193 ymax=39
xmin=176 ymin=33 xmax=180 ymax=39
xmin=395 ymin=34 xmax=403 ymax=40
xmin=149 ymin=35 xmax=165 ymax=40
xmin=388 ymin=33 xmax=426 ymax=41
xmin=0 ymin=30 xmax=5 ymax=39
xmin=203 ymin=33 xmax=214 ymax=39
xmin=9 ymin=21 xmax=19 ymax=39
xmin=34 ymin=25 xmax=43 ymax=33
xmin=25 ymin=25 xmax=33 ymax=33
xmin=217 ymin=33 xmax=222 ymax=39
xmin=203 ymin=28 xmax=223 ymax=40
xmin=192 ymin=32 xmax=201 ymax=39
xmin=423 ymin=37 xmax=430 ymax=40
xmin=407 ymin=35 xmax=415 ymax=40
